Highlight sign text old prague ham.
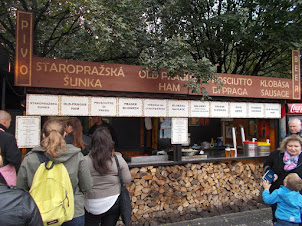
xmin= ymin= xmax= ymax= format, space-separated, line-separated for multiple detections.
xmin=15 ymin=10 xmax=300 ymax=100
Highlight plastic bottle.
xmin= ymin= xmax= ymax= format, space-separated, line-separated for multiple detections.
xmin=217 ymin=137 xmax=223 ymax=148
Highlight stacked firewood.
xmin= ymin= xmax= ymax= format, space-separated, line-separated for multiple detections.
xmin=127 ymin=161 xmax=264 ymax=224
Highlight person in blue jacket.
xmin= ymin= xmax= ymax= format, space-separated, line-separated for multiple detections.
xmin=263 ymin=173 xmax=302 ymax=225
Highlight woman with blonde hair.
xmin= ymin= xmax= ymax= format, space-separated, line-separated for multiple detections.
xmin=65 ymin=117 xmax=91 ymax=156
xmin=17 ymin=119 xmax=93 ymax=226
xmin=264 ymin=135 xmax=302 ymax=224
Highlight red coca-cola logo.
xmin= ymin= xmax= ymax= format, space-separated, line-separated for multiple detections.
xmin=289 ymin=104 xmax=302 ymax=114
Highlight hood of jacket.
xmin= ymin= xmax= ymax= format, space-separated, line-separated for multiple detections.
xmin=32 ymin=144 xmax=81 ymax=163
xmin=278 ymin=186 xmax=302 ymax=207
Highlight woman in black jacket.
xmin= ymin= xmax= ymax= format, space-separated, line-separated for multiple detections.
xmin=264 ymin=135 xmax=302 ymax=223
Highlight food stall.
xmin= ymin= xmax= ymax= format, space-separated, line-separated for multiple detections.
xmin=14 ymin=11 xmax=301 ymax=224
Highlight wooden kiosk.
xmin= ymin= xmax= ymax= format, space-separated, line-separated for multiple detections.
xmin=14 ymin=11 xmax=301 ymax=224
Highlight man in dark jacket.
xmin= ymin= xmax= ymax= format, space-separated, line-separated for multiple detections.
xmin=0 ymin=110 xmax=21 ymax=173
xmin=286 ymin=118 xmax=302 ymax=138
xmin=87 ymin=116 xmax=118 ymax=146
xmin=0 ymin=182 xmax=43 ymax=225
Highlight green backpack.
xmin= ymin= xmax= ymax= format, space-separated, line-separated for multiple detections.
xmin=29 ymin=152 xmax=74 ymax=226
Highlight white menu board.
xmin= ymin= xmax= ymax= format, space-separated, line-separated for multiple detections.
xmin=265 ymin=103 xmax=281 ymax=118
xmin=60 ymin=96 xmax=89 ymax=116
xmin=210 ymin=102 xmax=229 ymax=118
xmin=26 ymin=94 xmax=59 ymax=115
xmin=171 ymin=118 xmax=188 ymax=144
xmin=118 ymin=98 xmax=143 ymax=117
xmin=168 ymin=100 xmax=189 ymax=117
xmin=230 ymin=102 xmax=247 ymax=118
xmin=248 ymin=103 xmax=264 ymax=118
xmin=15 ymin=116 xmax=40 ymax=148
xmin=91 ymin=97 xmax=117 ymax=116
xmin=143 ymin=99 xmax=167 ymax=117
xmin=190 ymin=101 xmax=210 ymax=117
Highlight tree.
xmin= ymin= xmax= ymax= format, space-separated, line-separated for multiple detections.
xmin=0 ymin=0 xmax=147 ymax=63
xmin=143 ymin=0 xmax=302 ymax=80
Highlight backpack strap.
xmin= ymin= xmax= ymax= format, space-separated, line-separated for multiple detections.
xmin=36 ymin=152 xmax=48 ymax=163
xmin=36 ymin=152 xmax=55 ymax=170
xmin=114 ymin=155 xmax=124 ymax=186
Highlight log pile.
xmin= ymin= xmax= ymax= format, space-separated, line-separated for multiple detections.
xmin=127 ymin=161 xmax=265 ymax=225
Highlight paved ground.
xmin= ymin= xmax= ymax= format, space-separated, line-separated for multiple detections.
xmin=160 ymin=208 xmax=272 ymax=226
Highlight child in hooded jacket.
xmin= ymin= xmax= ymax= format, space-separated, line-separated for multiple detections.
xmin=263 ymin=173 xmax=302 ymax=225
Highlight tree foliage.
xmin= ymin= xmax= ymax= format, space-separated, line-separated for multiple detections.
xmin=0 ymin=0 xmax=147 ymax=64
xmin=0 ymin=0 xmax=301 ymax=96
xmin=143 ymin=0 xmax=302 ymax=79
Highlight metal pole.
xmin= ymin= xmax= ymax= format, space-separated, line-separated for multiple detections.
xmin=1 ymin=72 xmax=6 ymax=110
xmin=231 ymin=126 xmax=237 ymax=157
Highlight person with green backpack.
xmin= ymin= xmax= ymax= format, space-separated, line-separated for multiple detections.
xmin=17 ymin=119 xmax=93 ymax=226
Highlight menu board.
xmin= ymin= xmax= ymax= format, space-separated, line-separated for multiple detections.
xmin=171 ymin=118 xmax=188 ymax=144
xmin=265 ymin=103 xmax=281 ymax=118
xmin=15 ymin=116 xmax=40 ymax=148
xmin=25 ymin=94 xmax=281 ymax=119
xmin=210 ymin=102 xmax=229 ymax=118
xmin=118 ymin=98 xmax=143 ymax=117
xmin=190 ymin=101 xmax=210 ymax=117
xmin=144 ymin=99 xmax=167 ymax=117
xmin=91 ymin=97 xmax=117 ymax=116
xmin=168 ymin=100 xmax=189 ymax=117
xmin=248 ymin=103 xmax=264 ymax=118
xmin=26 ymin=94 xmax=59 ymax=115
xmin=230 ymin=102 xmax=247 ymax=118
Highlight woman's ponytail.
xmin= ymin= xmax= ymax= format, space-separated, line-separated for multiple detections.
xmin=41 ymin=119 xmax=66 ymax=157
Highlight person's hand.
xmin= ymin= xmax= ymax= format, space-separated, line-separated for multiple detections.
xmin=263 ymin=180 xmax=271 ymax=190
xmin=273 ymin=174 xmax=278 ymax=182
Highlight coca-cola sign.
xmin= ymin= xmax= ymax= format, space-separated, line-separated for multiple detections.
xmin=288 ymin=104 xmax=302 ymax=114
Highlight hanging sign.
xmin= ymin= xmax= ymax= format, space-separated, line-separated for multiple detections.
xmin=248 ymin=103 xmax=265 ymax=118
xmin=190 ymin=101 xmax=210 ymax=117
xmin=230 ymin=102 xmax=247 ymax=118
xmin=90 ymin=97 xmax=117 ymax=116
xmin=60 ymin=96 xmax=89 ymax=116
xmin=168 ymin=100 xmax=189 ymax=117
xmin=118 ymin=98 xmax=143 ymax=117
xmin=210 ymin=102 xmax=229 ymax=118
xmin=143 ymin=99 xmax=167 ymax=117
xmin=265 ymin=103 xmax=281 ymax=118
xmin=26 ymin=94 xmax=59 ymax=115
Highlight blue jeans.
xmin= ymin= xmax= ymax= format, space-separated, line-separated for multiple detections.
xmin=62 ymin=215 xmax=85 ymax=226
xmin=274 ymin=219 xmax=300 ymax=226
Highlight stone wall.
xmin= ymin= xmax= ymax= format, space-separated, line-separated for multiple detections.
xmin=128 ymin=159 xmax=266 ymax=225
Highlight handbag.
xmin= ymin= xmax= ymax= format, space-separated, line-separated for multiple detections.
xmin=114 ymin=155 xmax=132 ymax=226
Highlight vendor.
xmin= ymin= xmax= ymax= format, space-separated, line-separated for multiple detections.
xmin=87 ymin=116 xmax=118 ymax=146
